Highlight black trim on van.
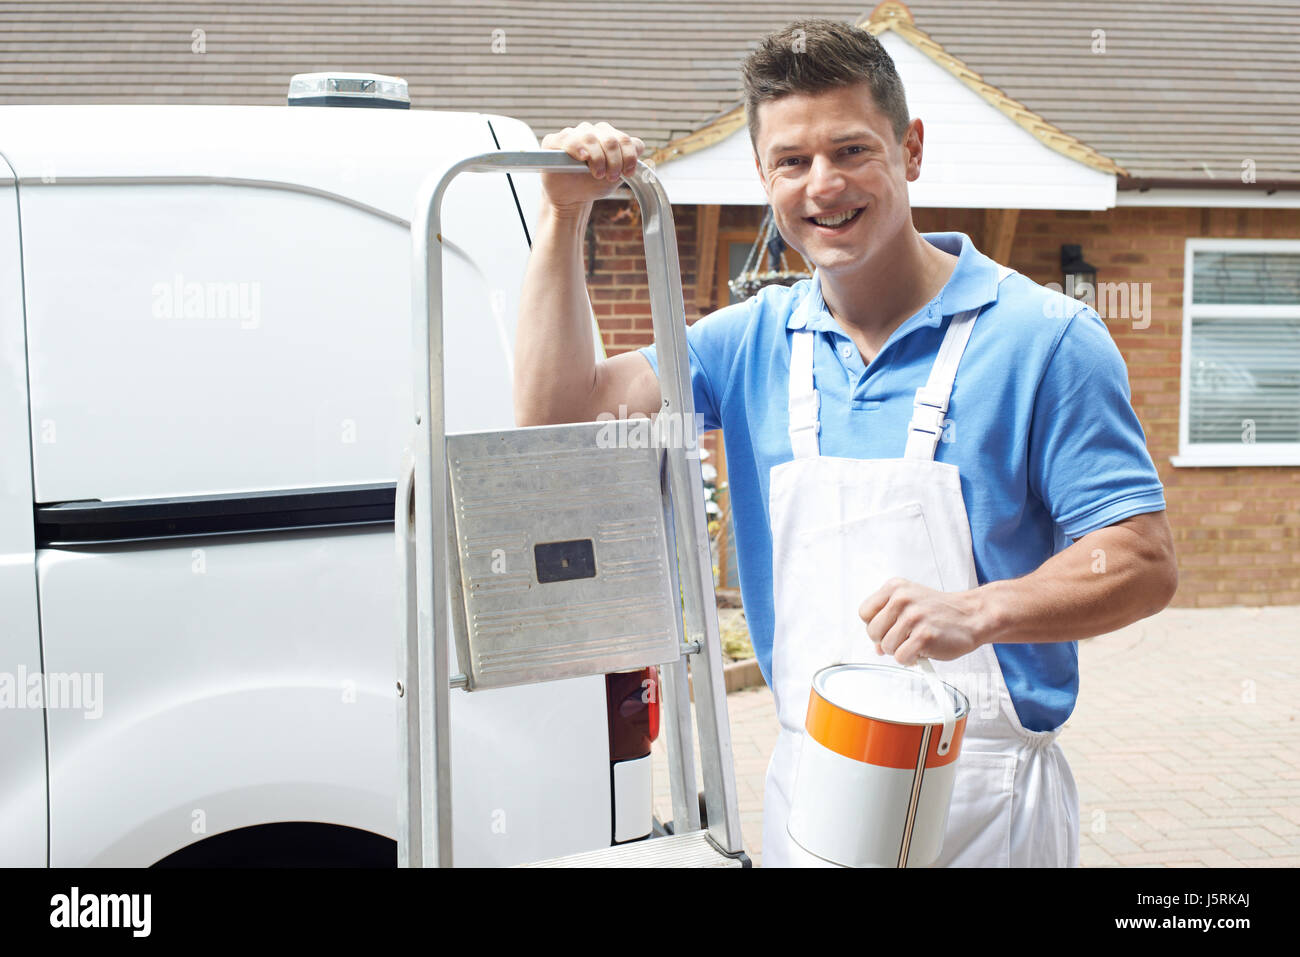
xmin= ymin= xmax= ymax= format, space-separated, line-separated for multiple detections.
xmin=487 ymin=119 xmax=532 ymax=248
xmin=34 ymin=483 xmax=397 ymax=546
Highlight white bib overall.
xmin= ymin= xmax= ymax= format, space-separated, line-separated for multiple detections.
xmin=762 ymin=268 xmax=1080 ymax=867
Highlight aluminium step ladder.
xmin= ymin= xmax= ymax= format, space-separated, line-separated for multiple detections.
xmin=396 ymin=150 xmax=748 ymax=867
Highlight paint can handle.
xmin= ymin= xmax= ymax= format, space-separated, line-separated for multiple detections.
xmin=915 ymin=657 xmax=957 ymax=756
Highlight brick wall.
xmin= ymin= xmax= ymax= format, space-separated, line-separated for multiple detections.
xmin=587 ymin=199 xmax=1300 ymax=608
xmin=993 ymin=207 xmax=1300 ymax=608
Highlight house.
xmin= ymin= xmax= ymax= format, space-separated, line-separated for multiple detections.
xmin=3 ymin=0 xmax=1297 ymax=607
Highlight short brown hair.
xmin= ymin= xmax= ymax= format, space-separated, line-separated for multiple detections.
xmin=741 ymin=18 xmax=910 ymax=151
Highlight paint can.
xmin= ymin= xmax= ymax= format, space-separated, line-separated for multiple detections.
xmin=787 ymin=661 xmax=969 ymax=867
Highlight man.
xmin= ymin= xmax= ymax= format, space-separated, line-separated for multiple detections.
xmin=516 ymin=18 xmax=1177 ymax=867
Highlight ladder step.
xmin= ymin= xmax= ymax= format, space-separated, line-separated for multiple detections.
xmin=519 ymin=830 xmax=747 ymax=868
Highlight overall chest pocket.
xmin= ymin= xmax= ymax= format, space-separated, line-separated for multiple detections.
xmin=795 ymin=499 xmax=948 ymax=648
xmin=772 ymin=499 xmax=949 ymax=725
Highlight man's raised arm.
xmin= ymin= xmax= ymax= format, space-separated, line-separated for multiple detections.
xmin=514 ymin=122 xmax=663 ymax=427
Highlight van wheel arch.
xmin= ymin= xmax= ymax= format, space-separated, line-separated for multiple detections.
xmin=151 ymin=822 xmax=395 ymax=867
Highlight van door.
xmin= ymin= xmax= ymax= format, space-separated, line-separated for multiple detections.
xmin=0 ymin=151 xmax=48 ymax=866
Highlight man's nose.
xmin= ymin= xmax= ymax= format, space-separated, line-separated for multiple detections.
xmin=806 ymin=154 xmax=846 ymax=200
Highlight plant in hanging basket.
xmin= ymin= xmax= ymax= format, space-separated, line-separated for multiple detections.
xmin=729 ymin=208 xmax=812 ymax=299
xmin=728 ymin=270 xmax=811 ymax=299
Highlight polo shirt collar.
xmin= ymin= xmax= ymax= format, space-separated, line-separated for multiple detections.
xmin=786 ymin=232 xmax=1002 ymax=334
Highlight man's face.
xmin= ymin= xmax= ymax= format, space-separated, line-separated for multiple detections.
xmin=752 ymin=82 xmax=922 ymax=278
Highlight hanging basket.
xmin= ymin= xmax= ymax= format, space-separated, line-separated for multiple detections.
xmin=728 ymin=207 xmax=812 ymax=300
xmin=728 ymin=270 xmax=811 ymax=299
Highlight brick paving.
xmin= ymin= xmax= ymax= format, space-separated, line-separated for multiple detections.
xmin=651 ymin=605 xmax=1300 ymax=867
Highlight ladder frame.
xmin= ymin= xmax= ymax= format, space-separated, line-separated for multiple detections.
xmin=398 ymin=151 xmax=743 ymax=867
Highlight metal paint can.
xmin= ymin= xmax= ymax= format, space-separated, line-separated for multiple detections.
xmin=787 ymin=662 xmax=969 ymax=868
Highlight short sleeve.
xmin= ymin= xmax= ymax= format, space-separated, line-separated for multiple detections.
xmin=1027 ymin=305 xmax=1167 ymax=540
xmin=636 ymin=299 xmax=753 ymax=434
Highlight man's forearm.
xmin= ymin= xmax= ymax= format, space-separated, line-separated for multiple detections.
xmin=978 ymin=512 xmax=1178 ymax=646
xmin=514 ymin=201 xmax=600 ymax=426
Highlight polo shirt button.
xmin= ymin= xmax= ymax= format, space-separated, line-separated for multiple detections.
xmin=840 ymin=344 xmax=854 ymax=359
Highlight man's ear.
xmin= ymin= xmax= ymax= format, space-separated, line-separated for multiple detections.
xmin=903 ymin=117 xmax=925 ymax=183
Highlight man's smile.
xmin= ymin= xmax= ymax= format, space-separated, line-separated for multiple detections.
xmin=805 ymin=206 xmax=866 ymax=230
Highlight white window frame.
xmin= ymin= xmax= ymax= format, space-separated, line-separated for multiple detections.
xmin=1173 ymin=238 xmax=1300 ymax=467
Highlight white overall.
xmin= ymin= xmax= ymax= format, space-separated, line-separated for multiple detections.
xmin=762 ymin=268 xmax=1081 ymax=867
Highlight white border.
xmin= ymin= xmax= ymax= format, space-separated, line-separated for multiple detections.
xmin=1177 ymin=238 xmax=1300 ymax=467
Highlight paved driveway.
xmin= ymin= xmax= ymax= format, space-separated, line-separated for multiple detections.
xmin=651 ymin=605 xmax=1300 ymax=867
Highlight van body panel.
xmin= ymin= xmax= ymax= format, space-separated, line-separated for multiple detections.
xmin=0 ymin=105 xmax=503 ymax=225
xmin=39 ymin=527 xmax=611 ymax=867
xmin=13 ymin=107 xmax=530 ymax=502
xmin=0 ymin=156 xmax=48 ymax=866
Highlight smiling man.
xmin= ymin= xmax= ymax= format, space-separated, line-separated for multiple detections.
xmin=515 ymin=18 xmax=1177 ymax=867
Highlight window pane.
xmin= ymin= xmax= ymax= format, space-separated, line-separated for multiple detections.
xmin=1189 ymin=316 xmax=1300 ymax=443
xmin=1192 ymin=251 xmax=1300 ymax=305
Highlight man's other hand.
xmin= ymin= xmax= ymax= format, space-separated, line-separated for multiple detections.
xmin=858 ymin=578 xmax=989 ymax=666
xmin=539 ymin=122 xmax=646 ymax=215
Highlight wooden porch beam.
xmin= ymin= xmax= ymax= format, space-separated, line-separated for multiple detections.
xmin=982 ymin=208 xmax=1020 ymax=264
xmin=694 ymin=204 xmax=720 ymax=315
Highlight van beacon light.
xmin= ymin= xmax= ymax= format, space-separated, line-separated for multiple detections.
xmin=288 ymin=72 xmax=410 ymax=109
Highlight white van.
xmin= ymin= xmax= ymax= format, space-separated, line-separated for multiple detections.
xmin=0 ymin=94 xmax=658 ymax=866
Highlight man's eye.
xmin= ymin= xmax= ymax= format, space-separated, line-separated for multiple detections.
xmin=779 ymin=157 xmax=803 ymax=167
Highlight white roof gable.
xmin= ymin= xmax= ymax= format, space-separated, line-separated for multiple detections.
xmin=655 ymin=31 xmax=1116 ymax=210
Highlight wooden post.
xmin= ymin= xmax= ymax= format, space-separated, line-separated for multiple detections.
xmin=982 ymin=208 xmax=1020 ymax=265
xmin=695 ymin=205 xmax=720 ymax=315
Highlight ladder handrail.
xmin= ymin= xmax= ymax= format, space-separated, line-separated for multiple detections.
xmin=403 ymin=151 xmax=742 ymax=867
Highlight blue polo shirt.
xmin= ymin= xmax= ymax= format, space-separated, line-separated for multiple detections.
xmin=638 ymin=231 xmax=1166 ymax=731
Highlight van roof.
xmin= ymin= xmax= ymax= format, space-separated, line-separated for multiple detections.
xmin=0 ymin=105 xmax=537 ymax=223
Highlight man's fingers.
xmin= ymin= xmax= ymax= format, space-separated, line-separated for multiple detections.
xmin=876 ymin=611 xmax=914 ymax=659
xmin=543 ymin=127 xmax=594 ymax=172
xmin=571 ymin=123 xmax=604 ymax=178
xmin=860 ymin=577 xmax=906 ymax=642
xmin=890 ymin=633 xmax=923 ymax=667
xmin=592 ymin=127 xmax=620 ymax=181
xmin=623 ymin=136 xmax=646 ymax=176
xmin=859 ymin=591 xmax=884 ymax=635
xmin=588 ymin=123 xmax=644 ymax=182
xmin=543 ymin=123 xmax=645 ymax=184
xmin=596 ymin=124 xmax=644 ymax=182
xmin=547 ymin=122 xmax=601 ymax=177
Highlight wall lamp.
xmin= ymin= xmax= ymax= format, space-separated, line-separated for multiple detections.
xmin=1060 ymin=244 xmax=1097 ymax=303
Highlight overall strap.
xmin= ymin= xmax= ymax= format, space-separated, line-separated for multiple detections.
xmin=903 ymin=265 xmax=1016 ymax=462
xmin=787 ymin=329 xmax=820 ymax=458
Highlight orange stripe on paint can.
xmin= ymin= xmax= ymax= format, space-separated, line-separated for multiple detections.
xmin=805 ymin=686 xmax=967 ymax=770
